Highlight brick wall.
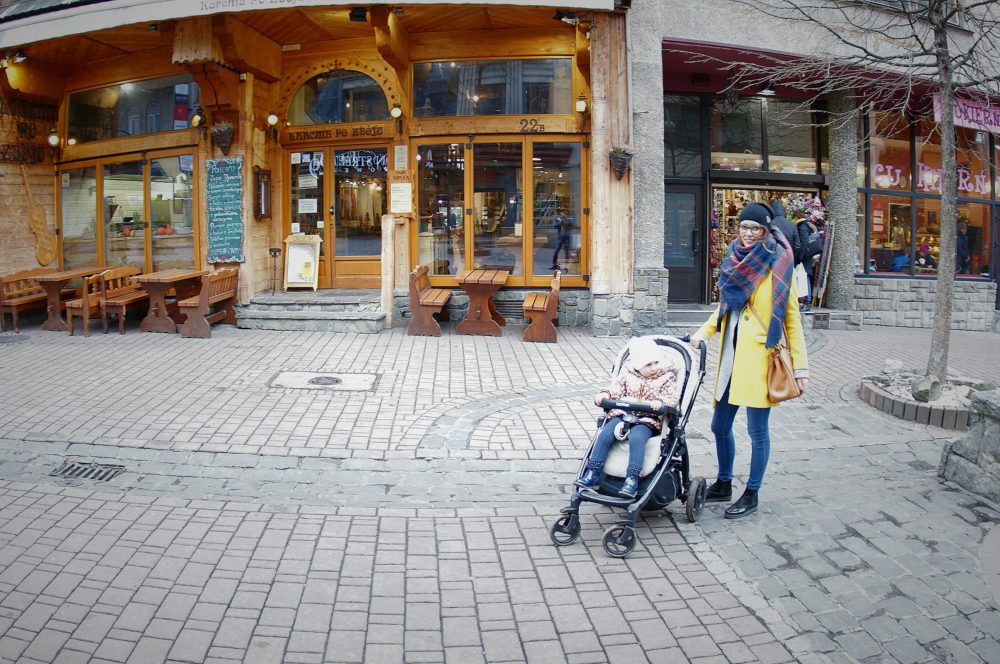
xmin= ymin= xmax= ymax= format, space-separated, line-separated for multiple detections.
xmin=854 ymin=277 xmax=998 ymax=331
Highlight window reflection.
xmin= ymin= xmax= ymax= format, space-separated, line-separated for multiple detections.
xmin=68 ymin=75 xmax=199 ymax=144
xmin=765 ymin=100 xmax=816 ymax=174
xmin=473 ymin=143 xmax=522 ymax=275
xmin=532 ymin=142 xmax=581 ymax=275
xmin=869 ymin=195 xmax=912 ymax=273
xmin=710 ymin=98 xmax=763 ymax=171
xmin=664 ymin=95 xmax=702 ymax=178
xmin=288 ymin=71 xmax=389 ymax=125
xmin=61 ymin=167 xmax=97 ymax=270
xmin=333 ymin=148 xmax=387 ymax=256
xmin=417 ymin=144 xmax=466 ymax=276
xmin=870 ymin=111 xmax=910 ymax=191
xmin=150 ymin=155 xmax=195 ymax=271
xmin=103 ymin=161 xmax=145 ymax=270
xmin=413 ymin=60 xmax=571 ymax=118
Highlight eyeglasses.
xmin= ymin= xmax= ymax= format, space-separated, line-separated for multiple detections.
xmin=739 ymin=223 xmax=765 ymax=235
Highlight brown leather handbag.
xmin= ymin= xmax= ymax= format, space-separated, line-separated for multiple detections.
xmin=747 ymin=305 xmax=801 ymax=403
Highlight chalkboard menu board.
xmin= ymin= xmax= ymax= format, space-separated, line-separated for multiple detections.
xmin=206 ymin=156 xmax=245 ymax=263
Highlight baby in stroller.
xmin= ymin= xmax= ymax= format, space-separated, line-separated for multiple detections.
xmin=576 ymin=336 xmax=682 ymax=498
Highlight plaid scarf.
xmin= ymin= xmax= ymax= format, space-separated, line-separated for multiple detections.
xmin=717 ymin=229 xmax=794 ymax=348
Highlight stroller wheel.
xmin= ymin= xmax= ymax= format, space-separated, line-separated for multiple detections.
xmin=602 ymin=524 xmax=637 ymax=558
xmin=686 ymin=476 xmax=707 ymax=523
xmin=550 ymin=514 xmax=581 ymax=546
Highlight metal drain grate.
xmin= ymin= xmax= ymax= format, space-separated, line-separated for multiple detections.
xmin=50 ymin=461 xmax=125 ymax=482
xmin=493 ymin=300 xmax=527 ymax=321
xmin=308 ymin=376 xmax=342 ymax=386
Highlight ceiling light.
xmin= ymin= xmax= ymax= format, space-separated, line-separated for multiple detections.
xmin=553 ymin=10 xmax=578 ymax=25
xmin=349 ymin=7 xmax=367 ymax=22
xmin=13 ymin=49 xmax=26 ymax=64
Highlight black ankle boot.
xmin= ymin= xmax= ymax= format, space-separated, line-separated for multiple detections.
xmin=705 ymin=480 xmax=732 ymax=502
xmin=724 ymin=489 xmax=758 ymax=519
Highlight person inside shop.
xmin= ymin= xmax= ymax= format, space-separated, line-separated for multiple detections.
xmin=550 ymin=212 xmax=576 ymax=270
xmin=891 ymin=250 xmax=910 ymax=273
xmin=916 ymin=243 xmax=937 ymax=270
xmin=956 ymin=222 xmax=971 ymax=274
xmin=690 ymin=202 xmax=809 ymax=520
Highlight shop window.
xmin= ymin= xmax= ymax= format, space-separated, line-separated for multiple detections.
xmin=914 ymin=198 xmax=941 ymax=274
xmin=333 ymin=148 xmax=387 ymax=257
xmin=150 ymin=155 xmax=195 ymax=271
xmin=856 ymin=192 xmax=866 ymax=273
xmin=68 ymin=74 xmax=199 ymax=144
xmin=955 ymin=126 xmax=991 ymax=199
xmin=710 ymin=98 xmax=763 ymax=171
xmin=473 ymin=143 xmax=523 ymax=275
xmin=766 ymin=100 xmax=816 ymax=175
xmin=413 ymin=59 xmax=571 ymax=118
xmin=869 ymin=194 xmax=912 ymax=273
xmin=870 ymin=111 xmax=910 ymax=191
xmin=958 ymin=202 xmax=992 ymax=277
xmin=104 ymin=161 xmax=146 ymax=270
xmin=60 ymin=167 xmax=97 ymax=270
xmin=288 ymin=70 xmax=389 ymax=125
xmin=146 ymin=102 xmax=161 ymax=135
xmin=416 ymin=144 xmax=465 ymax=277
xmin=532 ymin=142 xmax=582 ymax=276
xmin=664 ymin=95 xmax=702 ymax=178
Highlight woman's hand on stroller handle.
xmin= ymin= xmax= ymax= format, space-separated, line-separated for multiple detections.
xmin=599 ymin=398 xmax=673 ymax=416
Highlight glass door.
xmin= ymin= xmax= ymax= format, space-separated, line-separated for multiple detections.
xmin=289 ymin=150 xmax=328 ymax=286
xmin=416 ymin=142 xmax=466 ymax=277
xmin=331 ymin=147 xmax=387 ymax=288
xmin=103 ymin=160 xmax=146 ymax=270
xmin=664 ymin=185 xmax=703 ymax=303
xmin=150 ymin=155 xmax=195 ymax=271
xmin=472 ymin=142 xmax=523 ymax=275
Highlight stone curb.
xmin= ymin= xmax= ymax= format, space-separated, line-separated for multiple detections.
xmin=859 ymin=379 xmax=971 ymax=430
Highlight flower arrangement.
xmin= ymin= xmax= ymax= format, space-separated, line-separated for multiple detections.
xmin=609 ymin=144 xmax=635 ymax=180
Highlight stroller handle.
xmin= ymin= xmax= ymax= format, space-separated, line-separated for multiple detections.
xmin=600 ymin=398 xmax=676 ymax=417
xmin=678 ymin=334 xmax=708 ymax=375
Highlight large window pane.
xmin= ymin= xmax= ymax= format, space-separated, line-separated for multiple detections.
xmin=766 ymin=100 xmax=816 ymax=174
xmin=869 ymin=194 xmax=912 ymax=273
xmin=288 ymin=71 xmax=389 ymax=125
xmin=532 ymin=143 xmax=581 ymax=276
xmin=290 ymin=151 xmax=325 ymax=263
xmin=710 ymin=98 xmax=763 ymax=171
xmin=413 ymin=59 xmax=571 ymax=118
xmin=870 ymin=111 xmax=910 ymax=191
xmin=103 ymin=161 xmax=145 ymax=270
xmin=150 ymin=155 xmax=194 ymax=271
xmin=914 ymin=197 xmax=941 ymax=275
xmin=472 ymin=143 xmax=522 ymax=275
xmin=68 ymin=75 xmax=198 ymax=144
xmin=915 ymin=119 xmax=990 ymax=199
xmin=959 ymin=202 xmax=991 ymax=277
xmin=61 ymin=167 xmax=97 ymax=270
xmin=333 ymin=148 xmax=387 ymax=256
xmin=417 ymin=144 xmax=466 ymax=276
xmin=664 ymin=95 xmax=702 ymax=178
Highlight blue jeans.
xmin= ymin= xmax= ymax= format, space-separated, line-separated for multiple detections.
xmin=710 ymin=385 xmax=771 ymax=491
xmin=590 ymin=417 xmax=654 ymax=473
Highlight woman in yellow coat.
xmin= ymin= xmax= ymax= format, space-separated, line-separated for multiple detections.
xmin=691 ymin=202 xmax=809 ymax=519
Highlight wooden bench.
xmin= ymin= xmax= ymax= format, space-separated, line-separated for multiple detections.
xmin=65 ymin=271 xmax=106 ymax=337
xmin=522 ymin=270 xmax=561 ymax=343
xmin=407 ymin=265 xmax=452 ymax=336
xmin=1 ymin=268 xmax=57 ymax=333
xmin=100 ymin=266 xmax=149 ymax=335
xmin=178 ymin=268 xmax=239 ymax=338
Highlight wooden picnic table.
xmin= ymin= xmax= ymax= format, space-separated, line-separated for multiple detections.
xmin=456 ymin=268 xmax=509 ymax=336
xmin=34 ymin=266 xmax=104 ymax=331
xmin=134 ymin=268 xmax=208 ymax=333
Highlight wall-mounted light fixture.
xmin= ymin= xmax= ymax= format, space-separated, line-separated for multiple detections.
xmin=190 ymin=106 xmax=207 ymax=137
xmin=349 ymin=7 xmax=367 ymax=22
xmin=266 ymin=112 xmax=279 ymax=141
xmin=390 ymin=103 xmax=402 ymax=133
xmin=67 ymin=137 xmax=77 ymax=146
xmin=47 ymin=129 xmax=60 ymax=159
xmin=553 ymin=10 xmax=578 ymax=25
xmin=575 ymin=94 xmax=587 ymax=114
xmin=13 ymin=49 xmax=26 ymax=64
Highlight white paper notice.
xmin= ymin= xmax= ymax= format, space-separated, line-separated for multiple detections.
xmin=298 ymin=198 xmax=318 ymax=214
xmin=316 ymin=220 xmax=325 ymax=229
xmin=299 ymin=175 xmax=318 ymax=189
xmin=291 ymin=222 xmax=301 ymax=233
xmin=290 ymin=153 xmax=301 ymax=165
xmin=390 ymin=183 xmax=413 ymax=214
xmin=394 ymin=145 xmax=409 ymax=170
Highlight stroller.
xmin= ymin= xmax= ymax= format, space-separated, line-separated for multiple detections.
xmin=549 ymin=335 xmax=708 ymax=558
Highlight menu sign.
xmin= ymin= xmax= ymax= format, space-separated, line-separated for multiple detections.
xmin=206 ymin=157 xmax=245 ymax=263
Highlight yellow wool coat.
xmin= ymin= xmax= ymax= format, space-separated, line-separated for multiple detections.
xmin=695 ymin=275 xmax=809 ymax=409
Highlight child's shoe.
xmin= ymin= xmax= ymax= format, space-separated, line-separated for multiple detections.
xmin=574 ymin=460 xmax=604 ymax=488
xmin=618 ymin=465 xmax=642 ymax=498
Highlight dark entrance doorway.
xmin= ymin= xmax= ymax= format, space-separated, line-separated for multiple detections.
xmin=664 ymin=184 xmax=704 ymax=303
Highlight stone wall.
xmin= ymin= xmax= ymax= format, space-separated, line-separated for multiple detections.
xmin=853 ymin=277 xmax=997 ymax=331
xmin=591 ymin=268 xmax=669 ymax=337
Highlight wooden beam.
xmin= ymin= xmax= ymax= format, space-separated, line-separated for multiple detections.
xmin=408 ymin=28 xmax=575 ymax=61
xmin=189 ymin=63 xmax=240 ymax=110
xmin=215 ymin=16 xmax=281 ymax=83
xmin=1 ymin=60 xmax=64 ymax=102
xmin=60 ymin=128 xmax=199 ymax=162
xmin=371 ymin=7 xmax=410 ymax=76
xmin=65 ymin=49 xmax=180 ymax=92
xmin=172 ymin=17 xmax=222 ymax=66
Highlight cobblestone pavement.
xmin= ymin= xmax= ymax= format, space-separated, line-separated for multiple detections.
xmin=0 ymin=323 xmax=998 ymax=663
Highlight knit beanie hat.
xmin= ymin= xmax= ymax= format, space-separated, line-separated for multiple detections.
xmin=738 ymin=202 xmax=773 ymax=231
xmin=626 ymin=336 xmax=665 ymax=371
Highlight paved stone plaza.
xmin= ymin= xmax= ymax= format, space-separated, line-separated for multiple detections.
xmin=0 ymin=323 xmax=998 ymax=663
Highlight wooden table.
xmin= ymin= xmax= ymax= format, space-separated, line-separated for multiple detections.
xmin=34 ymin=267 xmax=104 ymax=331
xmin=135 ymin=269 xmax=208 ymax=333
xmin=456 ymin=269 xmax=509 ymax=336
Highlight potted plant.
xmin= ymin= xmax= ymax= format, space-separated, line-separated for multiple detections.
xmin=609 ymin=144 xmax=634 ymax=180
xmin=210 ymin=121 xmax=235 ymax=155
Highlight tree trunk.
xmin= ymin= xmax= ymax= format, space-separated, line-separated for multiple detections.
xmin=926 ymin=11 xmax=957 ymax=384
xmin=825 ymin=91 xmax=860 ymax=310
